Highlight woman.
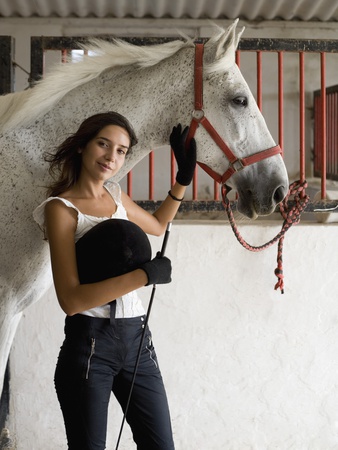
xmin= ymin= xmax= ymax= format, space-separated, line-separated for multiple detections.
xmin=33 ymin=111 xmax=196 ymax=450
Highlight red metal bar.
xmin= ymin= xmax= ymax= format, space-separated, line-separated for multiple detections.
xmin=61 ymin=49 xmax=67 ymax=63
xmin=320 ymin=89 xmax=338 ymax=180
xmin=235 ymin=50 xmax=240 ymax=67
xmin=149 ymin=151 xmax=154 ymax=200
xmin=314 ymin=95 xmax=321 ymax=174
xmin=278 ymin=52 xmax=284 ymax=156
xmin=299 ymin=52 xmax=306 ymax=183
xmin=256 ymin=51 xmax=262 ymax=110
xmin=192 ymin=170 xmax=198 ymax=200
xmin=214 ymin=181 xmax=219 ymax=200
xmin=127 ymin=171 xmax=133 ymax=197
xmin=328 ymin=93 xmax=332 ymax=177
xmin=320 ymin=52 xmax=327 ymax=198
xmin=329 ymin=91 xmax=337 ymax=179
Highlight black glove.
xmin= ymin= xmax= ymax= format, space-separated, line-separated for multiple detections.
xmin=170 ymin=123 xmax=197 ymax=186
xmin=140 ymin=252 xmax=172 ymax=286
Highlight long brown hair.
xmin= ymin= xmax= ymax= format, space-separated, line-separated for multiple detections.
xmin=44 ymin=112 xmax=138 ymax=197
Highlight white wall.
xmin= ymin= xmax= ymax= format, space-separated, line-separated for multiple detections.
xmin=2 ymin=17 xmax=338 ymax=449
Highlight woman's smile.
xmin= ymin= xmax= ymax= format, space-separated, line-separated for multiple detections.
xmin=98 ymin=161 xmax=113 ymax=172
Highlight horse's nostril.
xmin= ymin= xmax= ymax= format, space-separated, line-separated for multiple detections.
xmin=273 ymin=186 xmax=286 ymax=204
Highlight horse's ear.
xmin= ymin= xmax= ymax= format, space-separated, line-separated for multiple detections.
xmin=216 ymin=19 xmax=245 ymax=59
xmin=205 ymin=19 xmax=245 ymax=69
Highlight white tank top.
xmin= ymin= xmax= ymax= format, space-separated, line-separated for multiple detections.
xmin=33 ymin=181 xmax=145 ymax=318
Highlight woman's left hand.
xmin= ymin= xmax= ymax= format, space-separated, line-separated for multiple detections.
xmin=170 ymin=124 xmax=197 ymax=186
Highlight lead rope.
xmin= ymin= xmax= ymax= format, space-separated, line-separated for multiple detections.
xmin=222 ymin=180 xmax=309 ymax=293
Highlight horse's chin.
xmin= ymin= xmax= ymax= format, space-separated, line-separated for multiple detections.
xmin=237 ymin=205 xmax=258 ymax=220
xmin=237 ymin=199 xmax=276 ymax=220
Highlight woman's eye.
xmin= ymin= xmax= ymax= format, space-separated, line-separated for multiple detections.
xmin=118 ymin=149 xmax=126 ymax=156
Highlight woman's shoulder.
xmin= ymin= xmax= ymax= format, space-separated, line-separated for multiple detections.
xmin=33 ymin=196 xmax=79 ymax=228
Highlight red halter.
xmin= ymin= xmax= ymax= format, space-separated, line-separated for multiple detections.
xmin=186 ymin=43 xmax=282 ymax=185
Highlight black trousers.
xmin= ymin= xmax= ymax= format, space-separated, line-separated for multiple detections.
xmin=54 ymin=308 xmax=175 ymax=450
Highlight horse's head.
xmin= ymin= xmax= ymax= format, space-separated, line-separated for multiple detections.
xmin=192 ymin=21 xmax=289 ymax=219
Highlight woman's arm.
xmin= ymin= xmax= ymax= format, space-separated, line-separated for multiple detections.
xmin=45 ymin=200 xmax=149 ymax=316
xmin=122 ymin=181 xmax=187 ymax=236
xmin=124 ymin=124 xmax=197 ymax=236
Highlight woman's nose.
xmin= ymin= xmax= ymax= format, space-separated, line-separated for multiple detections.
xmin=105 ymin=150 xmax=115 ymax=161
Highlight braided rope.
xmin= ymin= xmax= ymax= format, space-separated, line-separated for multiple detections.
xmin=222 ymin=180 xmax=309 ymax=293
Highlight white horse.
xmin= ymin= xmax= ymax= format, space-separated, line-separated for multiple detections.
xmin=0 ymin=20 xmax=288 ymax=394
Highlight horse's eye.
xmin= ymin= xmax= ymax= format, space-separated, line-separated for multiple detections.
xmin=233 ymin=96 xmax=248 ymax=107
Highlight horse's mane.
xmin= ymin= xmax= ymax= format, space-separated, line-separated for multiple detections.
xmin=0 ymin=37 xmax=194 ymax=132
xmin=0 ymin=23 xmax=241 ymax=133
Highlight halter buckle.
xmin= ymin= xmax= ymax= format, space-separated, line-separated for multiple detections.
xmin=192 ymin=109 xmax=205 ymax=121
xmin=230 ymin=159 xmax=245 ymax=172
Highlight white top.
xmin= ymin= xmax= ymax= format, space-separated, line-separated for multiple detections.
xmin=33 ymin=180 xmax=146 ymax=319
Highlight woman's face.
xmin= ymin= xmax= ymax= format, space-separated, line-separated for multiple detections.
xmin=80 ymin=125 xmax=131 ymax=181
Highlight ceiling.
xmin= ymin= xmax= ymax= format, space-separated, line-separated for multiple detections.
xmin=0 ymin=0 xmax=338 ymax=22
